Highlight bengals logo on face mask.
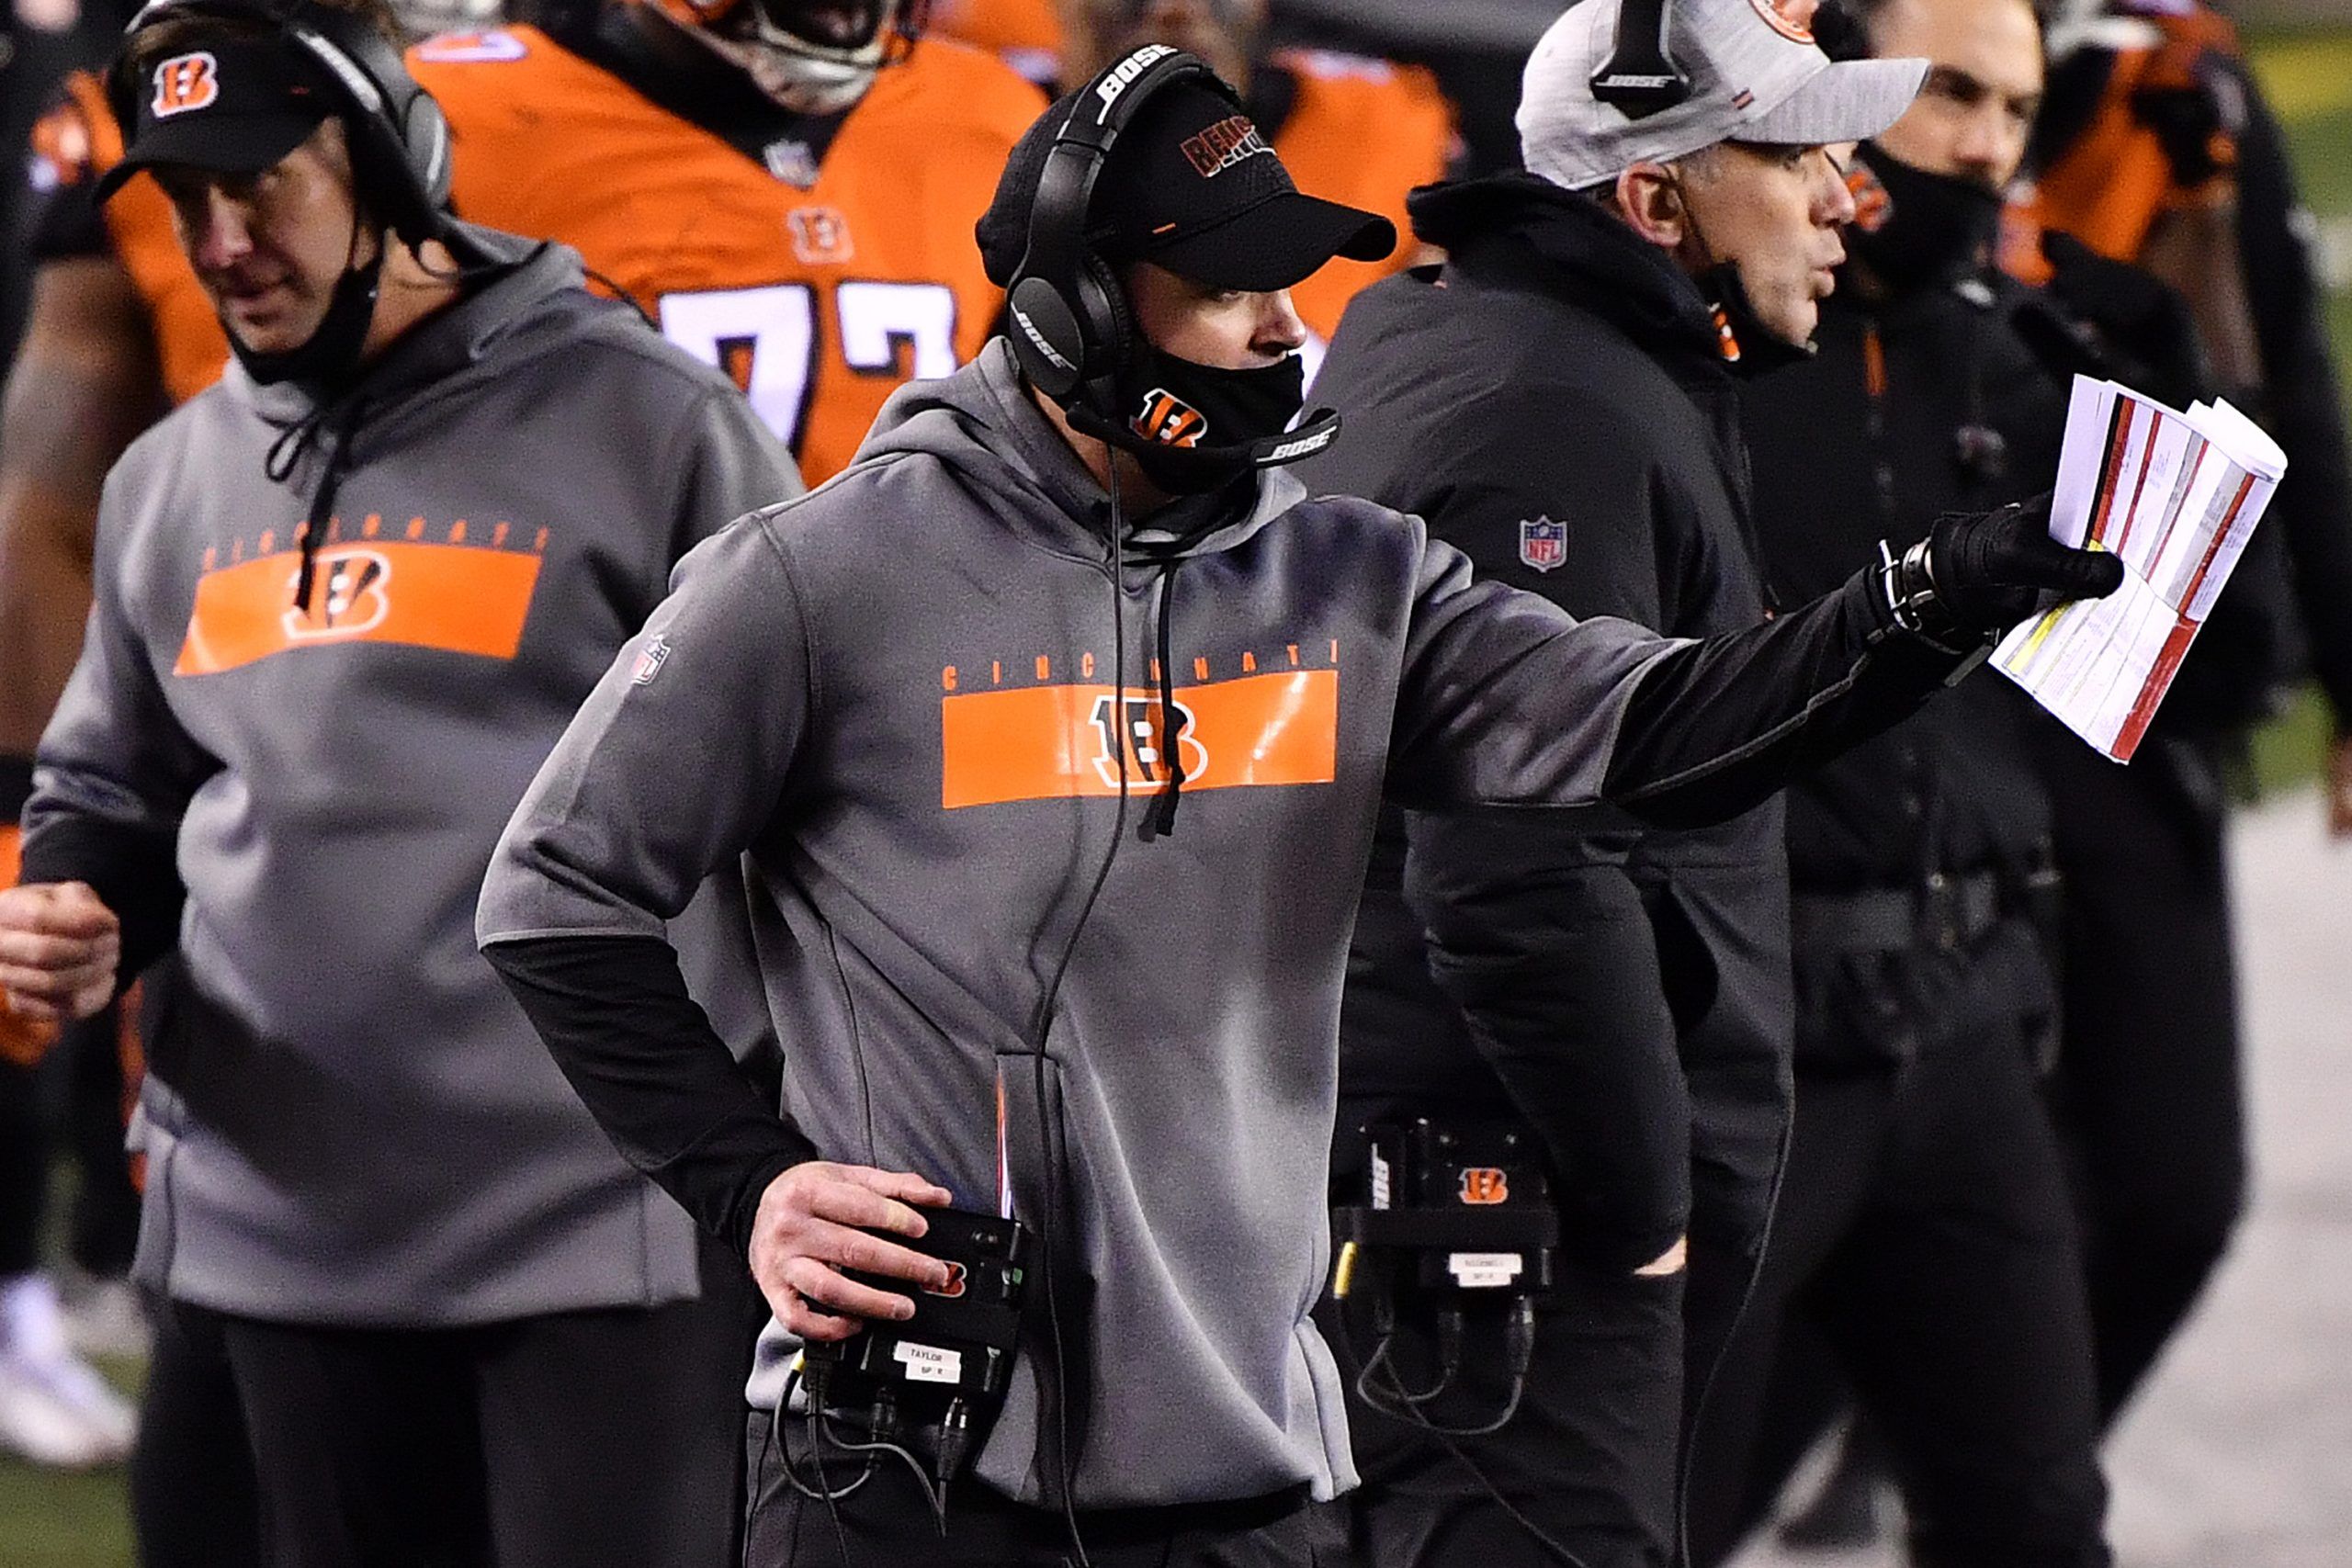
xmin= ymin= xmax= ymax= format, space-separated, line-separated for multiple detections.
xmin=152 ymin=52 xmax=220 ymax=118
xmin=1131 ymin=388 xmax=1208 ymax=449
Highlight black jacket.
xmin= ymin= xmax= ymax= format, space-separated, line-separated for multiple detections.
xmin=1744 ymin=267 xmax=2066 ymax=891
xmin=1740 ymin=259 xmax=2070 ymax=1065
xmin=1306 ymin=174 xmax=1791 ymax=1272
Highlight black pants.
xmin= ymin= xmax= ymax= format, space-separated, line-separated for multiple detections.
xmin=2041 ymin=734 xmax=2245 ymax=1425
xmin=743 ymin=1409 xmax=1347 ymax=1567
xmin=134 ymin=1261 xmax=755 ymax=1568
xmin=1329 ymin=1148 xmax=1774 ymax=1568
xmin=0 ymin=997 xmax=142 ymax=1280
xmin=1335 ymin=1263 xmax=1684 ymax=1568
xmin=1684 ymin=970 xmax=2109 ymax=1568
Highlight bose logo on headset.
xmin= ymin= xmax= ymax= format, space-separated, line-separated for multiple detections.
xmin=1263 ymin=429 xmax=1338 ymax=464
xmin=1094 ymin=42 xmax=1178 ymax=119
xmin=1011 ymin=306 xmax=1076 ymax=373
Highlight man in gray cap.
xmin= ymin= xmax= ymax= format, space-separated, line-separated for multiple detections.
xmin=1306 ymin=0 xmax=1928 ymax=1563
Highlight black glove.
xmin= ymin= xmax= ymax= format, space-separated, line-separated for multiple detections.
xmin=1926 ymin=494 xmax=2126 ymax=630
xmin=1880 ymin=495 xmax=2126 ymax=650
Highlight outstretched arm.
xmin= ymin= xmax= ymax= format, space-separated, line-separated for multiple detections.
xmin=1389 ymin=497 xmax=2122 ymax=821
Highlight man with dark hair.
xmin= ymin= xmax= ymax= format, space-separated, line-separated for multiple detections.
xmin=0 ymin=7 xmax=797 ymax=1562
xmin=2018 ymin=0 xmax=2352 ymax=1439
xmin=1300 ymin=0 xmax=1925 ymax=1561
xmin=468 ymin=43 xmax=2117 ymax=1568
xmin=1684 ymin=1 xmax=2117 ymax=1562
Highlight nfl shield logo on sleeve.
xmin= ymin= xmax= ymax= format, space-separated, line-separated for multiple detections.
xmin=1519 ymin=516 xmax=1566 ymax=573
xmin=631 ymin=636 xmax=670 ymax=686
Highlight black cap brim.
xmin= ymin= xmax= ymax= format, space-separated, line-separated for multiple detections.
xmin=95 ymin=108 xmax=324 ymax=203
xmin=1146 ymin=190 xmax=1398 ymax=292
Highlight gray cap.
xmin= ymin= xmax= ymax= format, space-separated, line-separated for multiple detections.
xmin=1518 ymin=0 xmax=1928 ymax=190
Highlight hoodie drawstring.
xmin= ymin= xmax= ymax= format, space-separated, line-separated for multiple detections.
xmin=266 ymin=397 xmax=368 ymax=614
xmin=1138 ymin=560 xmax=1186 ymax=841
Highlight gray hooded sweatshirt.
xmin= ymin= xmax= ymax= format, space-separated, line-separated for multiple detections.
xmin=479 ymin=341 xmax=1932 ymax=1506
xmin=23 ymin=230 xmax=797 ymax=1325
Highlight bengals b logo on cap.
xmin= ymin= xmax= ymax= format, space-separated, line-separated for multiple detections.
xmin=152 ymin=52 xmax=221 ymax=118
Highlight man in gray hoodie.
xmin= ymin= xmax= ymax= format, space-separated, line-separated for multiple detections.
xmin=474 ymin=47 xmax=2120 ymax=1568
xmin=0 ymin=4 xmax=797 ymax=1563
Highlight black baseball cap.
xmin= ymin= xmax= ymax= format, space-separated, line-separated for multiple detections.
xmin=97 ymin=32 xmax=335 ymax=202
xmin=978 ymin=76 xmax=1396 ymax=293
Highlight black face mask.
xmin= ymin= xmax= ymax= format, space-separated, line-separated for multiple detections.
xmin=1844 ymin=143 xmax=2006 ymax=294
xmin=1695 ymin=261 xmax=1815 ymax=378
xmin=1108 ymin=341 xmax=1310 ymax=494
xmin=229 ymin=243 xmax=385 ymax=389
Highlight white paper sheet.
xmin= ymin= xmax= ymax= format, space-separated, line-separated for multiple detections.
xmin=1993 ymin=377 xmax=2286 ymax=761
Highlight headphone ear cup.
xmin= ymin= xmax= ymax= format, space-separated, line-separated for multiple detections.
xmin=402 ymin=94 xmax=451 ymax=211
xmin=1071 ymin=253 xmax=1134 ymax=416
xmin=344 ymin=111 xmax=436 ymax=249
xmin=1006 ymin=275 xmax=1089 ymax=400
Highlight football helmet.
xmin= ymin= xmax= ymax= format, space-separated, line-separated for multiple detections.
xmin=646 ymin=0 xmax=925 ymax=113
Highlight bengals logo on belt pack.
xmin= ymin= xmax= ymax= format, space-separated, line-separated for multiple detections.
xmin=1458 ymin=1168 xmax=1510 ymax=1205
xmin=152 ymin=52 xmax=220 ymax=118
xmin=1132 ymin=388 xmax=1207 ymax=449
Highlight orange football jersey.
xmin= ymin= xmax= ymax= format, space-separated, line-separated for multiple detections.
xmin=412 ymin=26 xmax=1044 ymax=483
xmin=2012 ymin=2 xmax=2245 ymax=278
xmin=929 ymin=0 xmax=1062 ymax=86
xmin=1264 ymin=48 xmax=1453 ymax=351
xmin=44 ymin=31 xmax=1042 ymax=482
xmin=32 ymin=73 xmax=231 ymax=407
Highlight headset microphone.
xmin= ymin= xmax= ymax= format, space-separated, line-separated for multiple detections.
xmin=1061 ymin=400 xmax=1343 ymax=478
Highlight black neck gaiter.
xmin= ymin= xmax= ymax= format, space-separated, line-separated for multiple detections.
xmin=230 ymin=243 xmax=386 ymax=389
xmin=1844 ymin=142 xmax=2007 ymax=294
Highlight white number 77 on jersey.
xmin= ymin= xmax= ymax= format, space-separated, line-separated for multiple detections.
xmin=658 ymin=281 xmax=958 ymax=453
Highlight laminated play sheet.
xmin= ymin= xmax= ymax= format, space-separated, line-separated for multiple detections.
xmin=1993 ymin=376 xmax=2287 ymax=761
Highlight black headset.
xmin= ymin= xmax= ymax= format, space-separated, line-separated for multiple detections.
xmin=1003 ymin=42 xmax=1230 ymax=423
xmin=1591 ymin=0 xmax=1693 ymax=118
xmin=111 ymin=0 xmax=452 ymax=249
xmin=1003 ymin=41 xmax=1342 ymax=474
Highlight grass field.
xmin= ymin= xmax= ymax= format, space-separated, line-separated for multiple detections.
xmin=5 ymin=26 xmax=2350 ymax=1568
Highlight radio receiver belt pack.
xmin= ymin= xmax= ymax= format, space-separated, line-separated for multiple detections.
xmin=1332 ymin=1119 xmax=1558 ymax=1436
xmin=797 ymin=1204 xmax=1031 ymax=1509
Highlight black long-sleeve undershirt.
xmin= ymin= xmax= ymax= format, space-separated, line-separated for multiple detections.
xmin=487 ymin=933 xmax=815 ymax=1264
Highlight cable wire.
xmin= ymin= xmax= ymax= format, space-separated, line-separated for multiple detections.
xmin=1339 ymin=1313 xmax=1592 ymax=1568
xmin=1016 ymin=474 xmax=1136 ymax=1568
xmin=818 ymin=1411 xmax=949 ymax=1537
